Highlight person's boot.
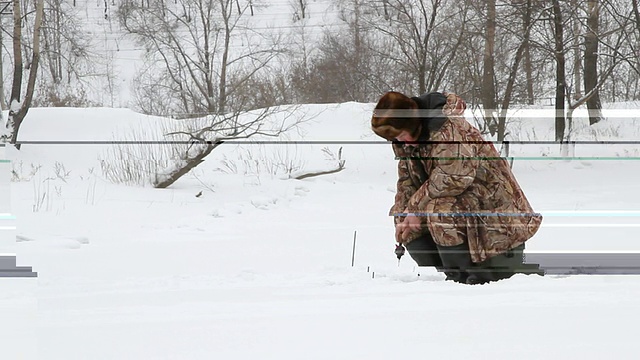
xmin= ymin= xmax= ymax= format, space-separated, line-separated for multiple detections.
xmin=465 ymin=269 xmax=495 ymax=285
xmin=464 ymin=259 xmax=496 ymax=285
xmin=493 ymin=244 xmax=525 ymax=280
xmin=437 ymin=242 xmax=499 ymax=285
xmin=470 ymin=243 xmax=543 ymax=284
xmin=406 ymin=235 xmax=458 ymax=280
xmin=436 ymin=242 xmax=474 ymax=284
xmin=490 ymin=243 xmax=545 ymax=278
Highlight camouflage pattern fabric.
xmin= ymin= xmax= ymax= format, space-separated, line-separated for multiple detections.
xmin=390 ymin=95 xmax=542 ymax=263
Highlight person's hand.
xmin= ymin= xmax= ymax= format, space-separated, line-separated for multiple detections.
xmin=395 ymin=212 xmax=422 ymax=243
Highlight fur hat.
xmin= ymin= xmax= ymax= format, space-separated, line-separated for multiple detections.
xmin=371 ymin=91 xmax=421 ymax=141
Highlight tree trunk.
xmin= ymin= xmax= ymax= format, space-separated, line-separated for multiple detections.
xmin=9 ymin=0 xmax=44 ymax=149
xmin=552 ymin=0 xmax=566 ymax=142
xmin=219 ymin=34 xmax=229 ymax=114
xmin=154 ymin=141 xmax=223 ymax=188
xmin=418 ymin=63 xmax=427 ymax=95
xmin=353 ymin=0 xmax=361 ymax=101
xmin=0 ymin=19 xmax=5 ymax=111
xmin=218 ymin=0 xmax=231 ymax=114
xmin=202 ymin=14 xmax=215 ymax=114
xmin=498 ymin=0 xmax=533 ymax=142
xmin=482 ymin=0 xmax=497 ymax=135
xmin=55 ymin=0 xmax=63 ymax=82
xmin=9 ymin=0 xmax=23 ymax=110
xmin=571 ymin=0 xmax=582 ymax=100
xmin=294 ymin=164 xmax=345 ymax=180
xmin=632 ymin=0 xmax=640 ymax=43
xmin=5 ymin=0 xmax=24 ymax=144
xmin=584 ymin=0 xmax=603 ymax=125
xmin=524 ymin=36 xmax=534 ymax=105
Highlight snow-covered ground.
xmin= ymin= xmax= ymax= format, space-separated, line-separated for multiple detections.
xmin=2 ymin=102 xmax=640 ymax=359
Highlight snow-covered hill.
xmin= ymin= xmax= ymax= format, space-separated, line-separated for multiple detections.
xmin=2 ymin=102 xmax=640 ymax=359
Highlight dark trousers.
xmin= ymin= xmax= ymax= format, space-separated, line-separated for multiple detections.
xmin=404 ymin=232 xmax=444 ymax=268
xmin=405 ymin=233 xmax=538 ymax=283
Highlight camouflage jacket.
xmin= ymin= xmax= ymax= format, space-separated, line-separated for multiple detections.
xmin=391 ymin=93 xmax=542 ymax=263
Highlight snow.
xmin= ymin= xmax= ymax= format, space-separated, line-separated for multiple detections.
xmin=10 ymin=99 xmax=21 ymax=113
xmin=2 ymin=102 xmax=640 ymax=359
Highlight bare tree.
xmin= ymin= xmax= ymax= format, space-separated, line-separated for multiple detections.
xmin=551 ymin=0 xmax=566 ymax=142
xmin=326 ymin=0 xmax=391 ymax=101
xmin=599 ymin=0 xmax=640 ymax=100
xmin=570 ymin=0 xmax=583 ymax=101
xmin=36 ymin=0 xmax=112 ymax=107
xmin=291 ymin=0 xmax=307 ymax=21
xmin=496 ymin=0 xmax=542 ymax=142
xmin=118 ymin=0 xmax=285 ymax=117
xmin=337 ymin=0 xmax=365 ymax=100
xmin=633 ymin=0 xmax=640 ymax=34
xmin=287 ymin=12 xmax=325 ymax=103
xmin=565 ymin=0 xmax=633 ymax=132
xmin=363 ymin=0 xmax=469 ymax=95
xmin=288 ymin=0 xmax=399 ymax=103
xmin=1 ymin=0 xmax=44 ymax=149
xmin=481 ymin=0 xmax=497 ymax=135
xmin=454 ymin=0 xmax=546 ymax=140
xmin=521 ymin=0 xmax=634 ymax=142
xmin=0 ymin=14 xmax=7 ymax=111
xmin=154 ymin=107 xmax=303 ymax=188
xmin=117 ymin=0 xmax=301 ymax=188
xmin=523 ymin=35 xmax=535 ymax=105
xmin=584 ymin=0 xmax=604 ymax=124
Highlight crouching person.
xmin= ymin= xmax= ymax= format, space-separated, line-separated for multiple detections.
xmin=371 ymin=91 xmax=543 ymax=285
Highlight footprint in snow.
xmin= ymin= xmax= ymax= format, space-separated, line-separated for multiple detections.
xmin=55 ymin=236 xmax=90 ymax=249
xmin=16 ymin=235 xmax=36 ymax=242
xmin=209 ymin=209 xmax=223 ymax=218
xmin=18 ymin=235 xmax=90 ymax=249
xmin=251 ymin=197 xmax=278 ymax=210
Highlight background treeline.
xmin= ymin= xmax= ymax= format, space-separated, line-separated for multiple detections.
xmin=1 ymin=1 xmax=639 ymax=130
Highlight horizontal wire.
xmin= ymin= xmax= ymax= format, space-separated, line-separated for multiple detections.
xmin=6 ymin=140 xmax=640 ymax=145
xmin=396 ymin=157 xmax=640 ymax=160
xmin=395 ymin=211 xmax=640 ymax=217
